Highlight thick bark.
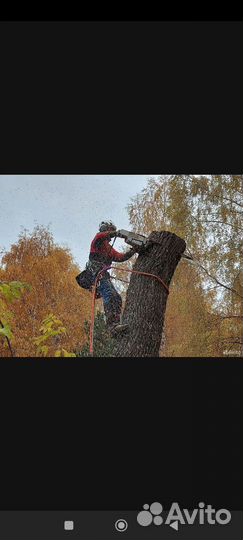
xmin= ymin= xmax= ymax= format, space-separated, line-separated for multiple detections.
xmin=113 ymin=231 xmax=186 ymax=357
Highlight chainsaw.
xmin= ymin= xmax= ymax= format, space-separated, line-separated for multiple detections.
xmin=116 ymin=229 xmax=148 ymax=250
xmin=116 ymin=229 xmax=193 ymax=260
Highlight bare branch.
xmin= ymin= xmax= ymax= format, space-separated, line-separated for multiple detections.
xmin=220 ymin=315 xmax=243 ymax=320
xmin=220 ymin=196 xmax=243 ymax=209
xmin=190 ymin=216 xmax=243 ymax=232
xmin=186 ymin=249 xmax=243 ymax=300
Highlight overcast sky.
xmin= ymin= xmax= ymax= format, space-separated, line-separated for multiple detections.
xmin=0 ymin=175 xmax=155 ymax=269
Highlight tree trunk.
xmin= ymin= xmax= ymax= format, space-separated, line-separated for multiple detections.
xmin=113 ymin=231 xmax=186 ymax=357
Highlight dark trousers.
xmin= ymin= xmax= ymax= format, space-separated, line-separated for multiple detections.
xmin=98 ymin=276 xmax=122 ymax=327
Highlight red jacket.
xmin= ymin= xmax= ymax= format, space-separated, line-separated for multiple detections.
xmin=89 ymin=231 xmax=134 ymax=264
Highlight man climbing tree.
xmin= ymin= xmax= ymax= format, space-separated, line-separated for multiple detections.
xmin=88 ymin=220 xmax=136 ymax=335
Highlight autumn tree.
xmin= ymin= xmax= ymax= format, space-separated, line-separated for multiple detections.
xmin=128 ymin=175 xmax=243 ymax=356
xmin=0 ymin=226 xmax=91 ymax=357
xmin=161 ymin=261 xmax=223 ymax=357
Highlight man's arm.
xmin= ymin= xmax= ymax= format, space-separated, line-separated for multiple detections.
xmin=110 ymin=246 xmax=136 ymax=263
xmin=92 ymin=231 xmax=114 ymax=249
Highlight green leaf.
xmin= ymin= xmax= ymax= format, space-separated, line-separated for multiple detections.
xmin=55 ymin=348 xmax=76 ymax=357
xmin=40 ymin=345 xmax=49 ymax=357
xmin=62 ymin=349 xmax=76 ymax=357
xmin=0 ymin=280 xmax=31 ymax=303
xmin=0 ymin=324 xmax=12 ymax=340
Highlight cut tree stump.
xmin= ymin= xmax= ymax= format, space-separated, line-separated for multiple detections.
xmin=112 ymin=230 xmax=186 ymax=357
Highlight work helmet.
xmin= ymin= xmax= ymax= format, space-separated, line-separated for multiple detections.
xmin=99 ymin=220 xmax=117 ymax=233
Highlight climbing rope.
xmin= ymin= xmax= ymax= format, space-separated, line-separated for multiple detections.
xmin=89 ymin=265 xmax=169 ymax=355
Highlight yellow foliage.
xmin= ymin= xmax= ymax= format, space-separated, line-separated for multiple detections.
xmin=0 ymin=226 xmax=91 ymax=357
xmin=162 ymin=262 xmax=221 ymax=357
xmin=128 ymin=175 xmax=243 ymax=357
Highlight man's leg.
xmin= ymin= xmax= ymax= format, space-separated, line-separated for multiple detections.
xmin=99 ymin=278 xmax=121 ymax=325
xmin=98 ymin=278 xmax=128 ymax=334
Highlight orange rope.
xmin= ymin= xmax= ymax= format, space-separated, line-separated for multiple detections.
xmin=89 ymin=265 xmax=169 ymax=355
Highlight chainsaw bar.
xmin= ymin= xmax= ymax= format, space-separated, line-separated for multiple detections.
xmin=118 ymin=229 xmax=148 ymax=249
xmin=118 ymin=229 xmax=193 ymax=260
